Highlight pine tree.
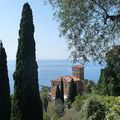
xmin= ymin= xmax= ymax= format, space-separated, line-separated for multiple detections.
xmin=60 ymin=78 xmax=64 ymax=103
xmin=55 ymin=84 xmax=61 ymax=100
xmin=11 ymin=3 xmax=43 ymax=120
xmin=0 ymin=41 xmax=11 ymax=120
xmin=68 ymin=78 xmax=77 ymax=103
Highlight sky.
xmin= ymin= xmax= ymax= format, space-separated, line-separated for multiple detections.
xmin=0 ymin=0 xmax=69 ymax=60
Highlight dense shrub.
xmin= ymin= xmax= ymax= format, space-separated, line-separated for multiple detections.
xmin=43 ymin=112 xmax=50 ymax=120
xmin=72 ymin=95 xmax=89 ymax=111
xmin=40 ymin=86 xmax=51 ymax=112
xmin=61 ymin=109 xmax=79 ymax=120
xmin=63 ymin=95 xmax=120 ymax=120
xmin=85 ymin=98 xmax=105 ymax=120
xmin=85 ymin=81 xmax=96 ymax=94
xmin=46 ymin=99 xmax=64 ymax=119
xmin=105 ymin=112 xmax=120 ymax=120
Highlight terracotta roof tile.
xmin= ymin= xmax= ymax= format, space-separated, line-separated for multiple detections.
xmin=72 ymin=65 xmax=84 ymax=68
xmin=51 ymin=76 xmax=81 ymax=82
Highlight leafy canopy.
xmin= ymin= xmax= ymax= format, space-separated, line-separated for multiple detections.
xmin=46 ymin=0 xmax=120 ymax=63
xmin=98 ymin=45 xmax=120 ymax=96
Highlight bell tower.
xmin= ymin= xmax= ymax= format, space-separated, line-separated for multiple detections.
xmin=72 ymin=65 xmax=84 ymax=80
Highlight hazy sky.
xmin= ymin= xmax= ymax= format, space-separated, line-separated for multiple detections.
xmin=0 ymin=0 xmax=69 ymax=60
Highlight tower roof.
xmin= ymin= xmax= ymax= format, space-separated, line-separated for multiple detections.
xmin=72 ymin=65 xmax=84 ymax=68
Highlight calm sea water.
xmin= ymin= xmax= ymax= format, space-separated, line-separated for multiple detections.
xmin=8 ymin=60 xmax=104 ymax=94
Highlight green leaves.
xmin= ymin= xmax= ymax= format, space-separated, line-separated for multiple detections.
xmin=46 ymin=0 xmax=120 ymax=63
xmin=86 ymin=99 xmax=105 ymax=120
xmin=98 ymin=45 xmax=120 ymax=96
xmin=72 ymin=95 xmax=120 ymax=120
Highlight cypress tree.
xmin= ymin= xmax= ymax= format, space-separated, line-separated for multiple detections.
xmin=55 ymin=84 xmax=61 ymax=100
xmin=11 ymin=3 xmax=43 ymax=120
xmin=0 ymin=41 xmax=11 ymax=120
xmin=60 ymin=78 xmax=64 ymax=103
xmin=68 ymin=78 xmax=77 ymax=103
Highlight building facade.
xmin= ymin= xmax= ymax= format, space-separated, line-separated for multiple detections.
xmin=51 ymin=65 xmax=88 ymax=99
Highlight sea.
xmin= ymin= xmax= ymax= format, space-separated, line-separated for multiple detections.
xmin=8 ymin=60 xmax=104 ymax=94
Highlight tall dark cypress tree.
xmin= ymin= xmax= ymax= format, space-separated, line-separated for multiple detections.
xmin=60 ymin=78 xmax=64 ymax=103
xmin=55 ymin=84 xmax=61 ymax=100
xmin=68 ymin=78 xmax=77 ymax=103
xmin=0 ymin=41 xmax=11 ymax=120
xmin=11 ymin=3 xmax=43 ymax=120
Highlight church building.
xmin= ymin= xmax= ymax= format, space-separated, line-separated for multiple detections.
xmin=51 ymin=65 xmax=88 ymax=99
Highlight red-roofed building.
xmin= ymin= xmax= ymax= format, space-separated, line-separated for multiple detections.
xmin=51 ymin=65 xmax=88 ymax=99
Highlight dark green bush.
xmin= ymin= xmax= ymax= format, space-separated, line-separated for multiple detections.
xmin=86 ymin=99 xmax=105 ymax=120
xmin=72 ymin=95 xmax=89 ymax=111
xmin=43 ymin=112 xmax=50 ymax=120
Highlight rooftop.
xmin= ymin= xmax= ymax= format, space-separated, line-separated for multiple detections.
xmin=51 ymin=76 xmax=81 ymax=82
xmin=72 ymin=65 xmax=84 ymax=69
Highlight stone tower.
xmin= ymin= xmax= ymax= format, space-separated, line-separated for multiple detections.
xmin=72 ymin=65 xmax=84 ymax=80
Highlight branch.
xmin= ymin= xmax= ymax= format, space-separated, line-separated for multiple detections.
xmin=109 ymin=14 xmax=120 ymax=21
xmin=92 ymin=0 xmax=109 ymax=24
xmin=92 ymin=0 xmax=120 ymax=24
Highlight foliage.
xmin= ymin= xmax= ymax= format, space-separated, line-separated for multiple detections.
xmin=62 ymin=95 xmax=120 ymax=120
xmin=55 ymin=84 xmax=61 ymax=100
xmin=72 ymin=95 xmax=106 ymax=120
xmin=95 ymin=96 xmax=120 ymax=120
xmin=105 ymin=112 xmax=120 ymax=120
xmin=85 ymin=98 xmax=105 ymax=120
xmin=60 ymin=108 xmax=79 ymax=120
xmin=40 ymin=86 xmax=51 ymax=112
xmin=43 ymin=112 xmax=50 ymax=120
xmin=47 ymin=100 xmax=64 ymax=119
xmin=41 ymin=93 xmax=48 ymax=113
xmin=0 ymin=41 xmax=11 ymax=120
xmin=44 ymin=95 xmax=120 ymax=120
xmin=41 ymin=85 xmax=51 ymax=93
xmin=60 ymin=78 xmax=64 ymax=103
xmin=85 ymin=80 xmax=96 ymax=94
xmin=11 ymin=3 xmax=43 ymax=120
xmin=67 ymin=78 xmax=77 ymax=104
xmin=46 ymin=0 xmax=120 ymax=63
xmin=97 ymin=69 xmax=106 ymax=95
xmin=98 ymin=45 xmax=120 ymax=96
xmin=72 ymin=95 xmax=89 ymax=111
